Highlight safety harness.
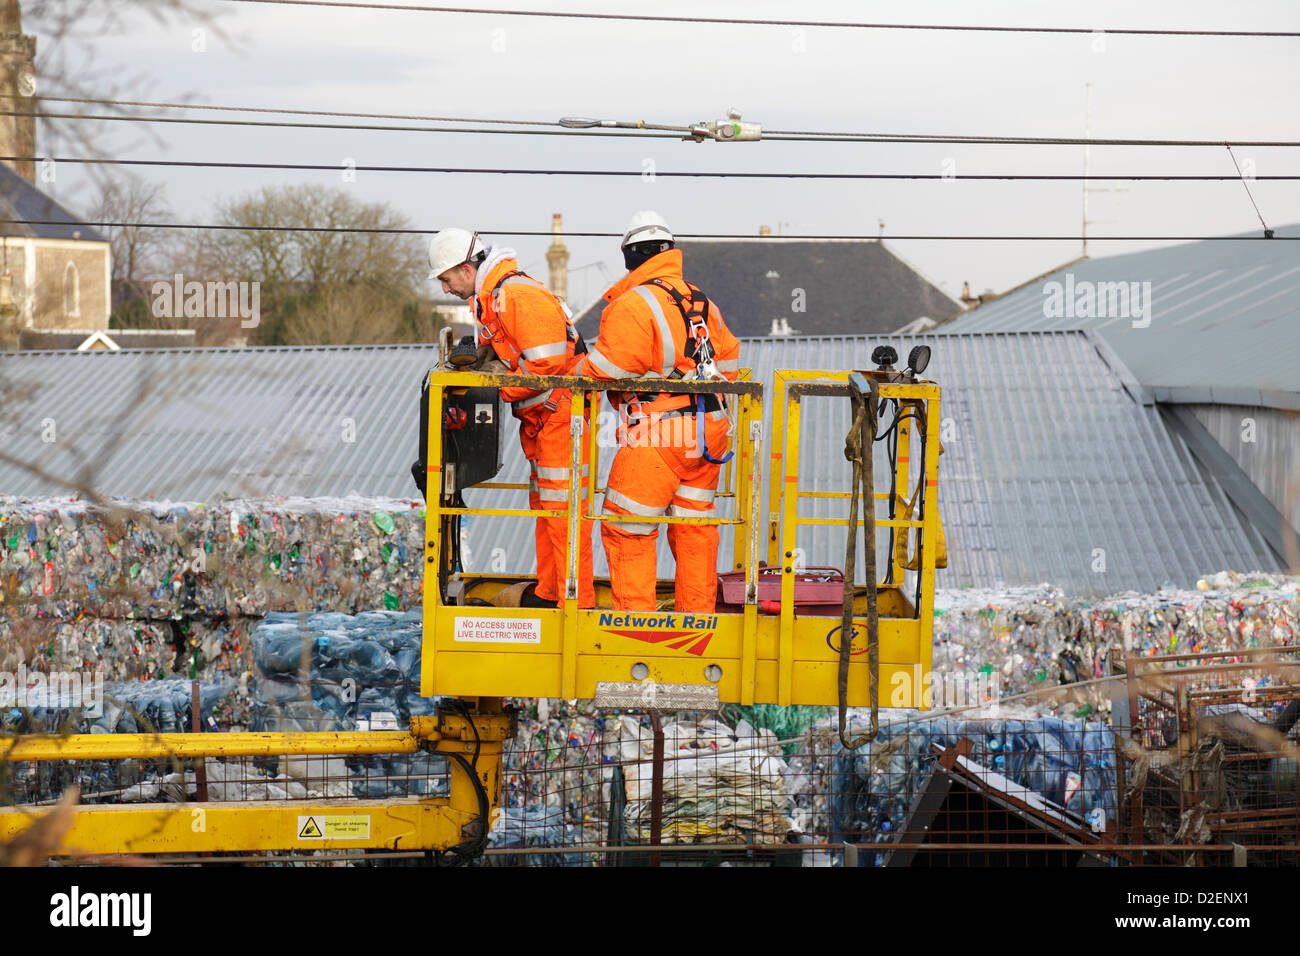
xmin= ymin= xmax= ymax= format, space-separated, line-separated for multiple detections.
xmin=482 ymin=270 xmax=588 ymax=356
xmin=639 ymin=277 xmax=732 ymax=465
xmin=476 ymin=268 xmax=588 ymax=418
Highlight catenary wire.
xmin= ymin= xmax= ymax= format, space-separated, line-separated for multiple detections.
xmin=222 ymin=0 xmax=1300 ymax=38
xmin=8 ymin=156 xmax=1297 ymax=181
xmin=5 ymin=107 xmax=1299 ymax=148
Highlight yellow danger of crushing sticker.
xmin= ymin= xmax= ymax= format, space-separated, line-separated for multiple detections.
xmin=297 ymin=815 xmax=371 ymax=840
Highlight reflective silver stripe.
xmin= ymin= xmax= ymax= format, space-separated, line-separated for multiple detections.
xmin=604 ymin=486 xmax=666 ymax=518
xmin=715 ymin=358 xmax=739 ymax=372
xmin=585 ymin=345 xmax=636 ymax=379
xmin=607 ymin=518 xmax=656 ymax=535
xmin=631 ymin=286 xmax=677 ymax=378
xmin=674 ymin=484 xmax=717 ymax=504
xmin=539 ymin=488 xmax=589 ymax=502
xmin=708 ymin=409 xmax=727 ymax=420
xmin=521 ymin=340 xmax=568 ymax=362
xmin=670 ymin=503 xmax=717 ymax=518
xmin=514 ymin=388 xmax=555 ymax=410
xmin=537 ymin=465 xmax=590 ymax=481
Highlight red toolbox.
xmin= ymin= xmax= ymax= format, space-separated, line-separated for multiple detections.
xmin=716 ymin=564 xmax=846 ymax=615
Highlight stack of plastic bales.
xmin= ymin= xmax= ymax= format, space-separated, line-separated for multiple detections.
xmin=826 ymin=713 xmax=1116 ymax=851
xmin=250 ymin=611 xmax=436 ymax=728
xmin=929 ymin=575 xmax=1300 ymax=714
xmin=0 ymin=496 xmax=426 ymax=619
xmin=0 ymin=616 xmax=177 ymax=681
xmin=248 ymin=610 xmax=447 ymax=799
xmin=1 ymin=677 xmax=238 ymax=806
xmin=0 ymin=495 xmax=427 ymax=688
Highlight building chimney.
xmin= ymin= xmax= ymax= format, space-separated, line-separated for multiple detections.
xmin=960 ymin=281 xmax=980 ymax=309
xmin=758 ymin=225 xmax=771 ymax=237
xmin=546 ymin=213 xmax=569 ymax=303
xmin=0 ymin=1 xmax=35 ymax=183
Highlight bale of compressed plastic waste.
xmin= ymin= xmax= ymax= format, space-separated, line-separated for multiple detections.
xmin=826 ymin=712 xmax=1116 ymax=850
xmin=0 ymin=496 xmax=426 ymax=619
xmin=247 ymin=611 xmax=446 ymax=799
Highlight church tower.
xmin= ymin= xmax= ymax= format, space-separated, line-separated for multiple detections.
xmin=0 ymin=0 xmax=36 ymax=182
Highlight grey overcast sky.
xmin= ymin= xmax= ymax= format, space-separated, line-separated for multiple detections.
xmin=40 ymin=0 xmax=1300 ymax=316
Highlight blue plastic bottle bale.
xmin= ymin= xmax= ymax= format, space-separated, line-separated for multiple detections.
xmin=253 ymin=628 xmax=309 ymax=675
xmin=342 ymin=641 xmax=400 ymax=685
xmin=355 ymin=686 xmax=399 ymax=717
xmin=392 ymin=647 xmax=421 ymax=681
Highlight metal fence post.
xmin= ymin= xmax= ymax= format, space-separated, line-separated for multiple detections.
xmin=650 ymin=711 xmax=664 ymax=867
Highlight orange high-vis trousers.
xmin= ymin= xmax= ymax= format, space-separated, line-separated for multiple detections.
xmin=525 ymin=393 xmax=595 ymax=607
xmin=599 ymin=411 xmax=730 ymax=611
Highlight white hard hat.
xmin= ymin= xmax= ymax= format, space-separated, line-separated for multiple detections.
xmin=621 ymin=210 xmax=673 ymax=248
xmin=428 ymin=227 xmax=485 ymax=279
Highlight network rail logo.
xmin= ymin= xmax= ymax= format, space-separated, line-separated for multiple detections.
xmin=598 ymin=612 xmax=717 ymax=656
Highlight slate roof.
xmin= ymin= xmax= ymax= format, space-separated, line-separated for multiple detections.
xmin=0 ymin=163 xmax=107 ymax=243
xmin=573 ymin=240 xmax=962 ymax=338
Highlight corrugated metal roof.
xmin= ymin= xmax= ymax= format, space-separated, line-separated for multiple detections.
xmin=0 ymin=344 xmax=437 ymax=499
xmin=691 ymin=332 xmax=1277 ymax=596
xmin=936 ymin=225 xmax=1300 ymax=409
xmin=0 ymin=334 xmax=1278 ymax=596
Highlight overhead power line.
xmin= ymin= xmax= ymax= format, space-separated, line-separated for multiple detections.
xmin=223 ymin=0 xmax=1300 ymax=38
xmin=32 ymin=95 xmax=557 ymax=127
xmin=0 ymin=109 xmax=682 ymax=139
xmin=9 ymin=219 xmax=1291 ymax=240
xmin=22 ymin=97 xmax=1300 ymax=148
xmin=12 ymin=156 xmax=1296 ymax=182
xmin=6 ymin=109 xmax=1298 ymax=149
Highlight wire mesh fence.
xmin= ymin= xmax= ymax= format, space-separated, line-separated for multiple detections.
xmin=3 ymin=651 xmax=1300 ymax=866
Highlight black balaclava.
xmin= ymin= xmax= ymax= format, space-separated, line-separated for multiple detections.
xmin=623 ymin=240 xmax=675 ymax=272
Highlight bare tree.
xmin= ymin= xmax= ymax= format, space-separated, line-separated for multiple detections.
xmin=188 ymin=183 xmax=433 ymax=345
xmin=90 ymin=171 xmax=173 ymax=326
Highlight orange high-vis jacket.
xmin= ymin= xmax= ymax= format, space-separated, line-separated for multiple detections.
xmin=474 ymin=256 xmax=582 ymax=427
xmin=573 ymin=250 xmax=740 ymax=409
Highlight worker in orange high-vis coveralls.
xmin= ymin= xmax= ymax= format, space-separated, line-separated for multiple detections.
xmin=429 ymin=227 xmax=595 ymax=608
xmin=570 ymin=211 xmax=740 ymax=611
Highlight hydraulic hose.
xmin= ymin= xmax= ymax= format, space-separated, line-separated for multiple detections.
xmin=839 ymin=381 xmax=880 ymax=750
